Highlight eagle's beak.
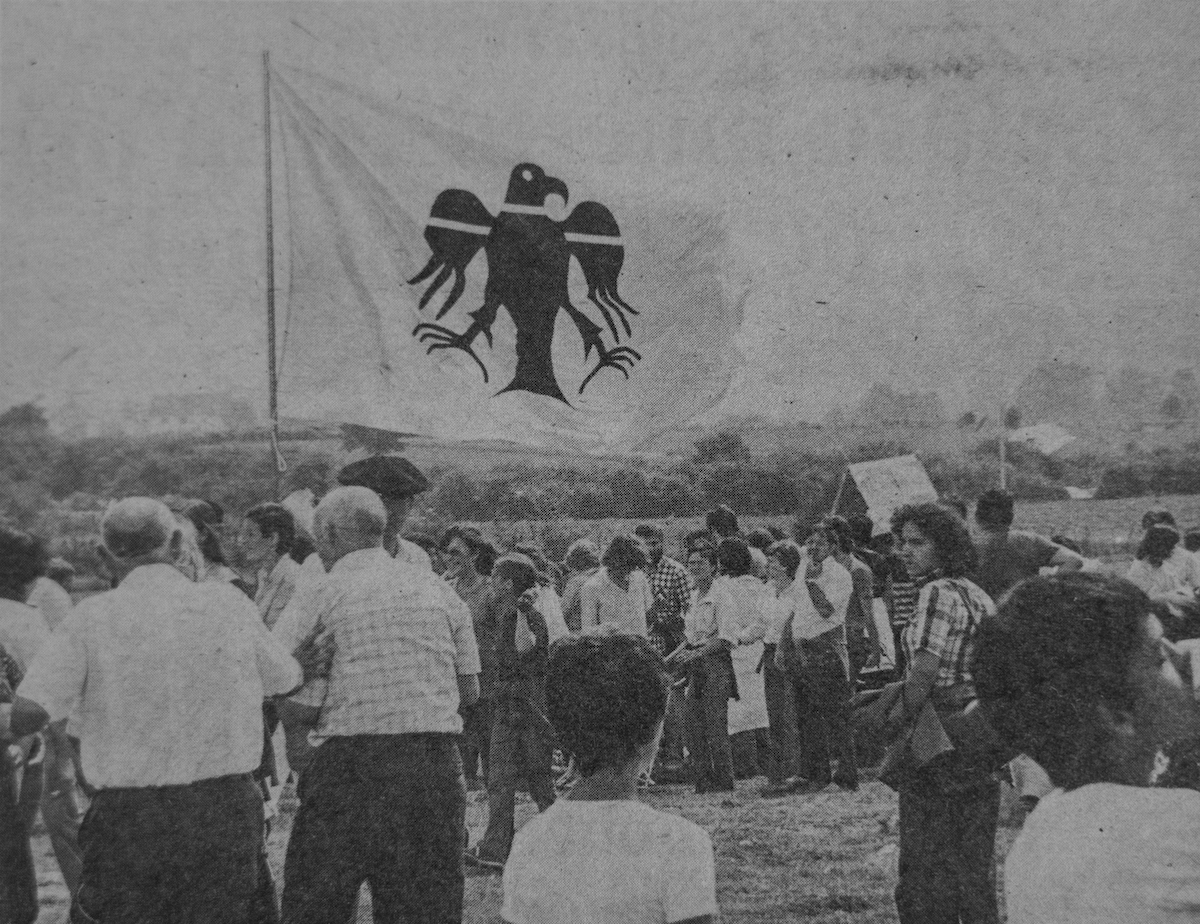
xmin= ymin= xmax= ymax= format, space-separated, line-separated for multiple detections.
xmin=543 ymin=176 xmax=569 ymax=208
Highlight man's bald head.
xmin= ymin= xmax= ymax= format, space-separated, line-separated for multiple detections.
xmin=312 ymin=487 xmax=387 ymax=565
xmin=102 ymin=498 xmax=180 ymax=561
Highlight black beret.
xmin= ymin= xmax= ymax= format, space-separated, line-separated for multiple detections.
xmin=337 ymin=456 xmax=430 ymax=499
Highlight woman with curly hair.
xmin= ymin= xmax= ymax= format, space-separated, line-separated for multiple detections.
xmin=855 ymin=502 xmax=999 ymax=924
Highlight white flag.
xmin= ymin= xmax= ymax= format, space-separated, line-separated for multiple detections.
xmin=270 ymin=65 xmax=743 ymax=450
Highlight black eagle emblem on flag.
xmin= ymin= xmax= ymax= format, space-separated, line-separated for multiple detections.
xmin=408 ymin=163 xmax=640 ymax=404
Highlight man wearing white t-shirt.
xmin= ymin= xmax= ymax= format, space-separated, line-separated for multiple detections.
xmin=503 ymin=633 xmax=717 ymax=924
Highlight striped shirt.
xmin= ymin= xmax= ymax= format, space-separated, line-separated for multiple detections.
xmin=902 ymin=574 xmax=995 ymax=692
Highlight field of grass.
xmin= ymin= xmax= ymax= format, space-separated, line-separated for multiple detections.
xmin=32 ymin=772 xmax=1028 ymax=924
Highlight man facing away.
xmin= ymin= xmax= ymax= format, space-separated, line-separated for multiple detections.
xmin=20 ymin=498 xmax=303 ymax=924
xmin=971 ymin=489 xmax=1084 ymax=811
xmin=275 ymin=486 xmax=480 ymax=924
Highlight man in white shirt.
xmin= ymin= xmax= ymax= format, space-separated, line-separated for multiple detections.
xmin=20 ymin=497 xmax=302 ymax=924
xmin=579 ymin=534 xmax=653 ymax=637
xmin=668 ymin=542 xmax=740 ymax=793
xmin=275 ymin=487 xmax=481 ymax=924
xmin=777 ymin=524 xmax=857 ymax=791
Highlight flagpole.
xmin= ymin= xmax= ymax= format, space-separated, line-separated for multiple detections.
xmin=263 ymin=50 xmax=286 ymax=497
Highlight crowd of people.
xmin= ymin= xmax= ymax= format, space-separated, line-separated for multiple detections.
xmin=2 ymin=453 xmax=1200 ymax=924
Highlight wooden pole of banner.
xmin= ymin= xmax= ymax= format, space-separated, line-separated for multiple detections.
xmin=829 ymin=468 xmax=849 ymax=515
xmin=263 ymin=50 xmax=285 ymax=498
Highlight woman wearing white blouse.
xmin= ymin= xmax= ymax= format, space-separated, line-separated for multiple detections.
xmin=579 ymin=535 xmax=653 ymax=637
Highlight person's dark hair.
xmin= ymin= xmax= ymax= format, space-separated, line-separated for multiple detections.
xmin=716 ymin=536 xmax=753 ymax=577
xmin=890 ymin=502 xmax=978 ymax=578
xmin=974 ymin=490 xmax=1015 ymax=531
xmin=941 ymin=495 xmax=969 ymax=521
xmin=1142 ymin=508 xmax=1177 ymax=531
xmin=686 ymin=541 xmax=718 ymax=567
xmin=846 ymin=513 xmax=874 ymax=548
xmin=633 ymin=523 xmax=663 ymax=542
xmin=1050 ymin=535 xmax=1083 ymax=556
xmin=442 ymin=525 xmax=496 ymax=575
xmin=564 ymin=538 xmax=600 ymax=573
xmin=601 ymin=534 xmax=648 ymax=574
xmin=767 ymin=540 xmax=802 ymax=578
xmin=705 ymin=505 xmax=739 ymax=539
xmin=289 ymin=531 xmax=317 ymax=565
xmin=1185 ymin=529 xmax=1200 ymax=554
xmin=494 ymin=555 xmax=538 ymax=595
xmin=513 ymin=541 xmax=550 ymax=573
xmin=685 ymin=528 xmax=716 ymax=552
xmin=182 ymin=499 xmax=228 ymax=566
xmin=547 ymin=634 xmax=670 ymax=776
xmin=0 ymin=527 xmax=50 ymax=602
xmin=244 ymin=503 xmax=296 ymax=557
xmin=974 ymin=573 xmax=1152 ymax=791
xmin=818 ymin=516 xmax=854 ymax=554
xmin=1137 ymin=525 xmax=1180 ymax=568
xmin=744 ymin=527 xmax=774 ymax=551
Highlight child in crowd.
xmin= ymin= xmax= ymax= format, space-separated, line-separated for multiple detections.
xmin=502 ymin=634 xmax=717 ymax=924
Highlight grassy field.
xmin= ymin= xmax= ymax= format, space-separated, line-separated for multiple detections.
xmin=32 ymin=772 xmax=1028 ymax=924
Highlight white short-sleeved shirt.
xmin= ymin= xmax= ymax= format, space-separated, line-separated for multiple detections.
xmin=788 ymin=558 xmax=853 ymax=641
xmin=684 ymin=580 xmax=740 ymax=648
xmin=502 ymin=800 xmax=717 ymax=924
xmin=580 ymin=568 xmax=653 ymax=637
xmin=19 ymin=563 xmax=301 ymax=788
xmin=28 ymin=577 xmax=73 ymax=632
xmin=0 ymin=598 xmax=51 ymax=675
xmin=1006 ymin=783 xmax=1200 ymax=924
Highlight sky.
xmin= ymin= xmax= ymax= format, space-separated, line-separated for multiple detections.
xmin=2 ymin=0 xmax=1199 ymax=430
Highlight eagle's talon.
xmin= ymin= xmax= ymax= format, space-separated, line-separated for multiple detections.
xmin=579 ymin=345 xmax=642 ymax=394
xmin=413 ymin=322 xmax=490 ymax=383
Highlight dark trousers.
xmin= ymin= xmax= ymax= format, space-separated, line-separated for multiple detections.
xmin=792 ymin=642 xmax=856 ymax=785
xmin=459 ymin=698 xmax=494 ymax=787
xmin=895 ymin=774 xmax=1000 ymax=924
xmin=762 ymin=644 xmax=799 ymax=784
xmin=72 ymin=773 xmax=262 ymax=924
xmin=0 ymin=764 xmax=37 ymax=924
xmin=476 ymin=695 xmax=556 ymax=864
xmin=685 ymin=652 xmax=735 ymax=792
xmin=282 ymin=735 xmax=465 ymax=924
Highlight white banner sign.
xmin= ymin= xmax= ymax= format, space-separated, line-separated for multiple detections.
xmin=848 ymin=454 xmax=939 ymax=532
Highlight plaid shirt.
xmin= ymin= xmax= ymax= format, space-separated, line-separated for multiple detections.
xmin=646 ymin=556 xmax=693 ymax=654
xmin=275 ymin=548 xmax=480 ymax=739
xmin=902 ymin=574 xmax=995 ymax=692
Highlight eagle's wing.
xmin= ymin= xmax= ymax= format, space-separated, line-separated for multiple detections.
xmin=408 ymin=190 xmax=493 ymax=318
xmin=561 ymin=201 xmax=637 ymax=342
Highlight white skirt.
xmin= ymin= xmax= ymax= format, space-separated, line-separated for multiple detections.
xmin=728 ymin=641 xmax=769 ymax=734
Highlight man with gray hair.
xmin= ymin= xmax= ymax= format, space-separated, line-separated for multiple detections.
xmin=273 ymin=486 xmax=481 ymax=924
xmin=20 ymin=497 xmax=303 ymax=924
